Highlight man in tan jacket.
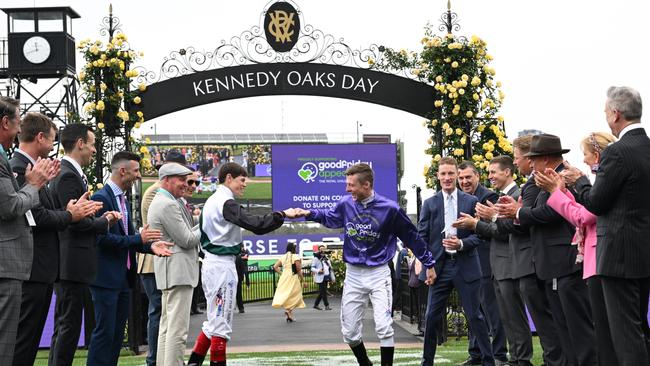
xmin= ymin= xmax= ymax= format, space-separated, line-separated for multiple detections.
xmin=148 ymin=163 xmax=201 ymax=366
xmin=138 ymin=151 xmax=187 ymax=366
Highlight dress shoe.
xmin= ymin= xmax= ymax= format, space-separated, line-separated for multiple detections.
xmin=238 ymin=308 xmax=245 ymax=314
xmin=324 ymin=306 xmax=332 ymax=310
xmin=313 ymin=305 xmax=323 ymax=310
xmin=457 ymin=356 xmax=482 ymax=365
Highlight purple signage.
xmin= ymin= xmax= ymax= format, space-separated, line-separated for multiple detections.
xmin=255 ymin=163 xmax=272 ymax=177
xmin=243 ymin=233 xmax=343 ymax=256
xmin=271 ymin=144 xmax=398 ymax=212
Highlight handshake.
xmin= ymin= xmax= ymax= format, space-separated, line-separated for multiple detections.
xmin=281 ymin=208 xmax=311 ymax=219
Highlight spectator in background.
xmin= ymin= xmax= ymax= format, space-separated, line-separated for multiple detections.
xmin=311 ymin=245 xmax=335 ymax=311
xmin=235 ymin=247 xmax=251 ymax=313
xmin=272 ymin=242 xmax=306 ymax=322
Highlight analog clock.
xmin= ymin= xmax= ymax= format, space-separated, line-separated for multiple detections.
xmin=22 ymin=36 xmax=51 ymax=64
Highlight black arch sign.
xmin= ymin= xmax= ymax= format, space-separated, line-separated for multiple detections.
xmin=139 ymin=63 xmax=435 ymax=121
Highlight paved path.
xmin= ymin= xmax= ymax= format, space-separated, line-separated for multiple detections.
xmin=186 ymin=296 xmax=423 ymax=353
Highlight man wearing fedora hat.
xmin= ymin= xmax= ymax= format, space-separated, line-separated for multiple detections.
xmin=496 ymin=134 xmax=596 ymax=366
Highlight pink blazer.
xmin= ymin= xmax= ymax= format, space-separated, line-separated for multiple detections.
xmin=547 ymin=189 xmax=597 ymax=279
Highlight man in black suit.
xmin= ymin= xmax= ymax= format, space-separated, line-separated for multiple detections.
xmin=497 ymin=134 xmax=596 ymax=366
xmin=49 ymin=124 xmax=121 ymax=366
xmin=566 ymin=86 xmax=650 ymax=366
xmin=454 ymin=156 xmax=534 ymax=366
xmin=495 ymin=135 xmax=567 ymax=366
xmin=10 ymin=113 xmax=100 ymax=366
xmin=457 ymin=162 xmax=507 ymax=366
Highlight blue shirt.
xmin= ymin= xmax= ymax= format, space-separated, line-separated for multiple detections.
xmin=308 ymin=193 xmax=435 ymax=268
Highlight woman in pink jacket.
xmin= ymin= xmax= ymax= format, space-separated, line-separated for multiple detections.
xmin=535 ymin=131 xmax=617 ymax=366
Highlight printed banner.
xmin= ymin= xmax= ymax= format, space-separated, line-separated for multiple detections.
xmin=271 ymin=144 xmax=397 ymax=212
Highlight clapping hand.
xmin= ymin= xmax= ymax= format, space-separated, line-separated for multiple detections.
xmin=66 ymin=192 xmax=103 ymax=222
xmin=140 ymin=224 xmax=163 ymax=244
xmin=25 ymin=158 xmax=60 ymax=189
xmin=151 ymin=241 xmax=174 ymax=257
xmin=559 ymin=161 xmax=586 ymax=186
xmin=475 ymin=201 xmax=497 ymax=221
xmin=495 ymin=195 xmax=521 ymax=218
xmin=535 ymin=168 xmax=565 ymax=193
xmin=452 ymin=212 xmax=478 ymax=231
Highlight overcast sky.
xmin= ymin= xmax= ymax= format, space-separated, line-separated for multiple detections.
xmin=2 ymin=0 xmax=649 ymax=213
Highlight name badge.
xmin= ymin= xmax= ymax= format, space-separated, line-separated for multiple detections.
xmin=25 ymin=210 xmax=36 ymax=226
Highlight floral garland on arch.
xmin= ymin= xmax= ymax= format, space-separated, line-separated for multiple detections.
xmin=372 ymin=28 xmax=515 ymax=188
xmin=72 ymin=33 xmax=152 ymax=188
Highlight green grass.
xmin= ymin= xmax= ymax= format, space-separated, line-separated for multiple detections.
xmin=34 ymin=338 xmax=545 ymax=365
xmin=140 ymin=181 xmax=271 ymax=200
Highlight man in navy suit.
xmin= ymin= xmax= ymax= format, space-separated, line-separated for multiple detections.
xmin=419 ymin=157 xmax=494 ymax=366
xmin=457 ymin=162 xmax=507 ymax=366
xmin=86 ymin=151 xmax=173 ymax=366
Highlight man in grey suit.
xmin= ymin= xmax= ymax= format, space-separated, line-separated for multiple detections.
xmin=454 ymin=156 xmax=533 ymax=366
xmin=148 ymin=163 xmax=201 ymax=366
xmin=566 ymin=86 xmax=650 ymax=366
xmin=0 ymin=96 xmax=59 ymax=364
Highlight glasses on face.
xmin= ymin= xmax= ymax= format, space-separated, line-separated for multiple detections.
xmin=187 ymin=180 xmax=199 ymax=186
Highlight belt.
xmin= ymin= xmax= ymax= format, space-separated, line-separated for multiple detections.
xmin=444 ymin=252 xmax=459 ymax=260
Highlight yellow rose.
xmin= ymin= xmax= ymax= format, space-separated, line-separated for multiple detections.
xmin=435 ymin=75 xmax=443 ymax=82
xmin=445 ymin=128 xmax=453 ymax=136
xmin=96 ymin=183 xmax=104 ymax=189
xmin=496 ymin=81 xmax=502 ymax=88
xmin=137 ymin=111 xmax=144 ymax=118
xmin=427 ymin=138 xmax=433 ymax=145
xmin=434 ymin=154 xmax=442 ymax=162
xmin=452 ymin=109 xmax=459 ymax=116
xmin=444 ymin=58 xmax=451 ymax=63
xmin=485 ymin=152 xmax=494 ymax=160
xmin=497 ymin=115 xmax=505 ymax=123
xmin=486 ymin=80 xmax=494 ymax=87
xmin=460 ymin=136 xmax=467 ymax=145
xmin=461 ymin=74 xmax=469 ymax=81
xmin=100 ymin=83 xmax=107 ymax=92
xmin=451 ymin=61 xmax=459 ymax=68
xmin=133 ymin=96 xmax=142 ymax=104
xmin=434 ymin=100 xmax=443 ymax=108
xmin=460 ymin=80 xmax=468 ymax=88
xmin=442 ymin=123 xmax=450 ymax=130
xmin=79 ymin=71 xmax=86 ymax=81
xmin=455 ymin=128 xmax=463 ymax=135
xmin=134 ymin=122 xmax=142 ymax=129
xmin=97 ymin=122 xmax=105 ymax=129
xmin=458 ymin=89 xmax=465 ymax=95
xmin=431 ymin=119 xmax=438 ymax=126
xmin=466 ymin=111 xmax=473 ymax=118
xmin=454 ymin=148 xmax=464 ymax=157
xmin=512 ymin=174 xmax=518 ymax=181
xmin=473 ymin=93 xmax=480 ymax=101
xmin=471 ymin=76 xmax=481 ymax=86
xmin=96 ymin=101 xmax=105 ymax=111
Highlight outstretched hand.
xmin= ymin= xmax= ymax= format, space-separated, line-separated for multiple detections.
xmin=141 ymin=224 xmax=163 ymax=244
xmin=151 ymin=241 xmax=174 ymax=257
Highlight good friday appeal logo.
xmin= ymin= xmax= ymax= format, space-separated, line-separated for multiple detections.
xmin=345 ymin=214 xmax=381 ymax=244
xmin=297 ymin=158 xmax=373 ymax=183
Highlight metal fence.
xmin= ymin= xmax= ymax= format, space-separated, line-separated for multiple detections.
xmin=242 ymin=266 xmax=319 ymax=303
xmin=397 ymin=261 xmax=468 ymax=342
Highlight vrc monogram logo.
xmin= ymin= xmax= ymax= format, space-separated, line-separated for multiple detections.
xmin=298 ymin=162 xmax=318 ymax=183
xmin=264 ymin=2 xmax=301 ymax=53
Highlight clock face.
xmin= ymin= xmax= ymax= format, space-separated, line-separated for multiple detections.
xmin=23 ymin=36 xmax=51 ymax=64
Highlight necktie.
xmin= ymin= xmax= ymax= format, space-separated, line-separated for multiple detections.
xmin=444 ymin=193 xmax=457 ymax=253
xmin=0 ymin=145 xmax=8 ymax=162
xmin=81 ymin=174 xmax=89 ymax=191
xmin=119 ymin=194 xmax=131 ymax=269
